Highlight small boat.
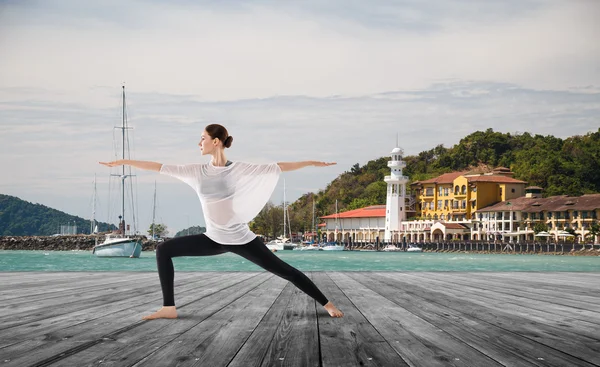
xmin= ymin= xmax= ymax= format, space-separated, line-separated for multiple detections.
xmin=322 ymin=243 xmax=345 ymax=251
xmin=382 ymin=244 xmax=401 ymax=252
xmin=266 ymin=238 xmax=288 ymax=251
xmin=298 ymin=244 xmax=322 ymax=251
xmin=407 ymin=244 xmax=423 ymax=252
xmin=93 ymin=234 xmax=142 ymax=258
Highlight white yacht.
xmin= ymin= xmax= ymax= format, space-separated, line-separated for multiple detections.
xmin=266 ymin=238 xmax=289 ymax=251
xmin=382 ymin=244 xmax=401 ymax=252
xmin=407 ymin=244 xmax=423 ymax=252
xmin=322 ymin=243 xmax=345 ymax=251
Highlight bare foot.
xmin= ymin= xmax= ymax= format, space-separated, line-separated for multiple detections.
xmin=324 ymin=301 xmax=344 ymax=318
xmin=142 ymin=306 xmax=178 ymax=320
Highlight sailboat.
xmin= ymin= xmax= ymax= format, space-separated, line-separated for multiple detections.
xmin=266 ymin=179 xmax=293 ymax=251
xmin=93 ymin=86 xmax=143 ymax=258
xmin=148 ymin=181 xmax=164 ymax=242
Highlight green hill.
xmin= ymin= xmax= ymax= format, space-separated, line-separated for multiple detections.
xmin=277 ymin=128 xmax=600 ymax=236
xmin=0 ymin=194 xmax=116 ymax=236
xmin=174 ymin=226 xmax=207 ymax=237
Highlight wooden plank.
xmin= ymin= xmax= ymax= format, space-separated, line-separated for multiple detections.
xmin=0 ymin=279 xmax=162 ymax=329
xmin=474 ymin=272 xmax=600 ymax=293
xmin=0 ymin=273 xmax=225 ymax=341
xmin=409 ymin=273 xmax=600 ymax=329
xmin=40 ymin=272 xmax=275 ymax=367
xmin=0 ymin=272 xmax=210 ymax=327
xmin=358 ymin=272 xmax=596 ymax=367
xmin=436 ymin=272 xmax=600 ymax=310
xmin=314 ymin=272 xmax=410 ymax=367
xmin=226 ymin=282 xmax=298 ymax=366
xmin=0 ymin=272 xmax=262 ymax=367
xmin=0 ymin=273 xmax=244 ymax=359
xmin=2 ymin=271 xmax=600 ymax=367
xmin=389 ymin=273 xmax=600 ymax=365
xmin=0 ymin=273 xmax=189 ymax=313
xmin=251 ymin=272 xmax=321 ymax=367
xmin=183 ymin=276 xmax=290 ymax=367
xmin=0 ymin=272 xmax=151 ymax=299
xmin=0 ymin=271 xmax=170 ymax=303
xmin=410 ymin=272 xmax=600 ymax=330
xmin=329 ymin=272 xmax=503 ymax=367
xmin=482 ymin=272 xmax=600 ymax=291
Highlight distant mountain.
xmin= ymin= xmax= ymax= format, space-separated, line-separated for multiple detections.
xmin=0 ymin=194 xmax=116 ymax=236
xmin=174 ymin=226 xmax=206 ymax=237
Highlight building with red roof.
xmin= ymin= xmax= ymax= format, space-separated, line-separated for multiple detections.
xmin=319 ymin=205 xmax=387 ymax=244
xmin=472 ymin=193 xmax=600 ymax=243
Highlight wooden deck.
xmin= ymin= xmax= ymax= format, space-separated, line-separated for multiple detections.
xmin=1 ymin=272 xmax=599 ymax=367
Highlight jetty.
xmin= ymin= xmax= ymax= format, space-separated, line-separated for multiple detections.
xmin=1 ymin=271 xmax=599 ymax=366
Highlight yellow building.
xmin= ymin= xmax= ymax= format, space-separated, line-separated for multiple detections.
xmin=411 ymin=167 xmax=527 ymax=221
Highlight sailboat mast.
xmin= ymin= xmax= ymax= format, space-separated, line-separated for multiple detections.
xmin=287 ymin=206 xmax=292 ymax=240
xmin=91 ymin=174 xmax=96 ymax=234
xmin=283 ymin=179 xmax=286 ymax=238
xmin=121 ymin=86 xmax=126 ymax=234
xmin=151 ymin=181 xmax=157 ymax=239
xmin=335 ymin=199 xmax=338 ymax=225
xmin=312 ymin=198 xmax=315 ymax=242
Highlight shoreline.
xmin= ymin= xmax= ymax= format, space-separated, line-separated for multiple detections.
xmin=0 ymin=235 xmax=160 ymax=252
xmin=0 ymin=235 xmax=598 ymax=256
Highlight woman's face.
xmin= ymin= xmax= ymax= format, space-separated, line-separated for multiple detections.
xmin=199 ymin=130 xmax=219 ymax=155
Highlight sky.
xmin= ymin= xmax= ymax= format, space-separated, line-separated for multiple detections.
xmin=0 ymin=0 xmax=599 ymax=235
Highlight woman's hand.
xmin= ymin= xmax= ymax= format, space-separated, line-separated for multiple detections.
xmin=99 ymin=160 xmax=124 ymax=167
xmin=277 ymin=161 xmax=337 ymax=172
xmin=312 ymin=161 xmax=336 ymax=167
xmin=99 ymin=159 xmax=163 ymax=172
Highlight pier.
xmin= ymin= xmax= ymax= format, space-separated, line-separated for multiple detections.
xmin=1 ymin=271 xmax=599 ymax=366
xmin=347 ymin=241 xmax=599 ymax=255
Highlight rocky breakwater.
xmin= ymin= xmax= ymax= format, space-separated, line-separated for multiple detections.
xmin=0 ymin=235 xmax=156 ymax=251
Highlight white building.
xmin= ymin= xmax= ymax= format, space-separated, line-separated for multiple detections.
xmin=320 ymin=206 xmax=386 ymax=244
xmin=319 ymin=144 xmax=411 ymax=245
xmin=384 ymin=147 xmax=408 ymax=242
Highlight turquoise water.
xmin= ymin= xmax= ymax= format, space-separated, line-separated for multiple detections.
xmin=0 ymin=250 xmax=599 ymax=272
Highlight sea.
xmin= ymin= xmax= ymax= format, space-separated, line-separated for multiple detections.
xmin=0 ymin=250 xmax=599 ymax=272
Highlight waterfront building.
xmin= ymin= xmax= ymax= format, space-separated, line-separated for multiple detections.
xmin=398 ymin=167 xmax=527 ymax=242
xmin=473 ymin=190 xmax=600 ymax=243
xmin=320 ymin=205 xmax=386 ymax=245
xmin=410 ymin=167 xmax=527 ymax=222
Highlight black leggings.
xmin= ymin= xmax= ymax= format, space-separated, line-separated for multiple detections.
xmin=155 ymin=234 xmax=329 ymax=307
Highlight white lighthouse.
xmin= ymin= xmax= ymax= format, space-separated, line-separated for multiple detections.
xmin=384 ymin=145 xmax=408 ymax=243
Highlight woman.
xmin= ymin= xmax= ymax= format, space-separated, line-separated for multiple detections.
xmin=100 ymin=124 xmax=343 ymax=320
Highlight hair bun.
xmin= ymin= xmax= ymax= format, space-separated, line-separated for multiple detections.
xmin=224 ymin=136 xmax=233 ymax=148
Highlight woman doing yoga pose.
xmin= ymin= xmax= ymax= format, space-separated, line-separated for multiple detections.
xmin=100 ymin=124 xmax=343 ymax=320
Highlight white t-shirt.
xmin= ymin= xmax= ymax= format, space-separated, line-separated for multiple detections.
xmin=160 ymin=161 xmax=281 ymax=245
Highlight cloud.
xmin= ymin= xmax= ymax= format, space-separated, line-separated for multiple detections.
xmin=0 ymin=0 xmax=598 ymax=232
xmin=1 ymin=0 xmax=598 ymax=100
xmin=1 ymin=81 xmax=598 ymax=233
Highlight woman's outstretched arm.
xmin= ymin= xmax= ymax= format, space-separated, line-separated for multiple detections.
xmin=277 ymin=161 xmax=336 ymax=172
xmin=99 ymin=159 xmax=162 ymax=172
